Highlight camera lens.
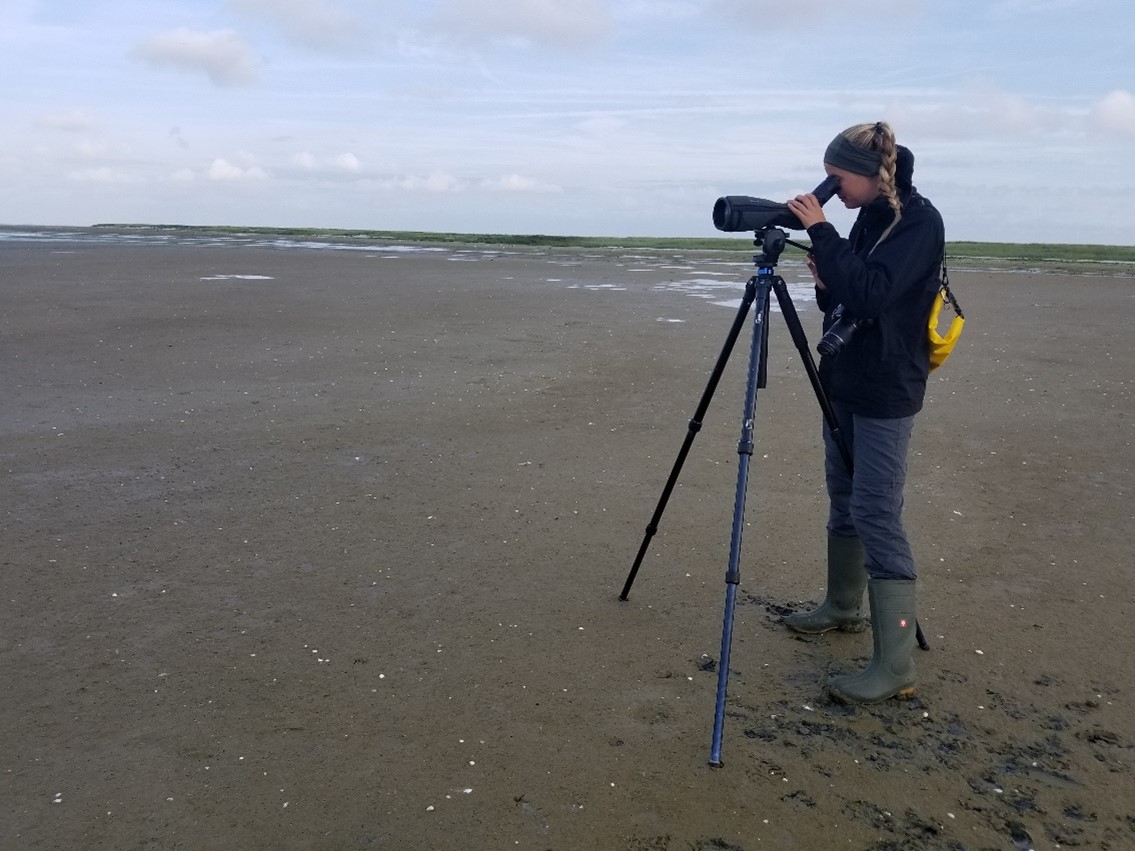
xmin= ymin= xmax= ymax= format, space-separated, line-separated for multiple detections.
xmin=817 ymin=313 xmax=860 ymax=357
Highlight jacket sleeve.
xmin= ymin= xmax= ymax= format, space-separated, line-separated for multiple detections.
xmin=806 ymin=206 xmax=943 ymax=318
xmin=815 ymin=285 xmax=832 ymax=313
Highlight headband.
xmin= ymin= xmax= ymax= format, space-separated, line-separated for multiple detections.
xmin=823 ymin=134 xmax=883 ymax=176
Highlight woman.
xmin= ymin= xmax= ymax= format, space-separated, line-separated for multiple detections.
xmin=783 ymin=122 xmax=944 ymax=704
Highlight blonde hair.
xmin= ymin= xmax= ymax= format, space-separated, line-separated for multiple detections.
xmin=840 ymin=121 xmax=902 ymax=247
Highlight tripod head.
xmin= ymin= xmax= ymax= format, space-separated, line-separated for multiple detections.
xmin=753 ymin=228 xmax=786 ymax=268
xmin=753 ymin=228 xmax=813 ymax=269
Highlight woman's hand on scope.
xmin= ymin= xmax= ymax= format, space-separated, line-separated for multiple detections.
xmin=787 ymin=193 xmax=827 ymax=229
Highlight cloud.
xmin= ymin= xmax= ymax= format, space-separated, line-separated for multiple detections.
xmin=414 ymin=170 xmax=461 ymax=192
xmin=231 ymin=0 xmax=371 ymax=54
xmin=1089 ymin=89 xmax=1135 ymax=138
xmin=291 ymin=151 xmax=362 ymax=172
xmin=982 ymin=90 xmax=1062 ymax=134
xmin=133 ymin=28 xmax=258 ymax=87
xmin=382 ymin=170 xmax=462 ymax=192
xmin=615 ymin=1 xmax=702 ymax=23
xmin=68 ymin=167 xmax=139 ymax=184
xmin=945 ymin=87 xmax=1064 ymax=135
xmin=293 ymin=152 xmax=318 ymax=169
xmin=436 ymin=0 xmax=612 ymax=49
xmin=333 ymin=152 xmax=361 ymax=172
xmin=883 ymin=86 xmax=1071 ymax=140
xmin=987 ymin=0 xmax=1082 ymax=17
xmin=710 ymin=0 xmax=920 ymax=30
xmin=481 ymin=173 xmax=560 ymax=192
xmin=208 ymin=158 xmax=269 ymax=180
xmin=75 ymin=140 xmax=109 ymax=160
xmin=575 ymin=116 xmax=629 ymax=136
xmin=370 ymin=170 xmax=559 ymax=196
xmin=36 ymin=110 xmax=96 ymax=132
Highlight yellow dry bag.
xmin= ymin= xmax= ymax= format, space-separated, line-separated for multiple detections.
xmin=928 ymin=258 xmax=964 ymax=371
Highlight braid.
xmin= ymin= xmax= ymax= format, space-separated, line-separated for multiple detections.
xmin=871 ymin=125 xmax=898 ymax=221
xmin=873 ymin=123 xmax=902 ymax=219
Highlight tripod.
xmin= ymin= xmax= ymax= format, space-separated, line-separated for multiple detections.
xmin=618 ymin=228 xmax=926 ymax=767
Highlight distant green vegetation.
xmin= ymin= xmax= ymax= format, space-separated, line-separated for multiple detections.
xmin=944 ymin=241 xmax=1135 ymax=263
xmin=95 ymin=223 xmax=1135 ymax=266
xmin=98 ymin=223 xmax=749 ymax=252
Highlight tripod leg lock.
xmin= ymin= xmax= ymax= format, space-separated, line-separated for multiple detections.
xmin=737 ymin=439 xmax=754 ymax=456
xmin=688 ymin=418 xmax=703 ymax=433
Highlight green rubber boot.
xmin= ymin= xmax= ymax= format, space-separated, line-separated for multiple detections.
xmin=785 ymin=534 xmax=867 ymax=634
xmin=827 ymin=579 xmax=917 ymax=704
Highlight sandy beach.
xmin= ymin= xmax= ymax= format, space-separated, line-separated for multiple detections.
xmin=1 ymin=230 xmax=1132 ymax=850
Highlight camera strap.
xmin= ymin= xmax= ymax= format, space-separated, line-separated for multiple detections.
xmin=866 ymin=216 xmax=900 ymax=256
xmin=939 ymin=257 xmax=964 ymax=318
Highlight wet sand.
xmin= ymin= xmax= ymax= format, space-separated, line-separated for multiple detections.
xmin=1 ymin=233 xmax=1132 ymax=849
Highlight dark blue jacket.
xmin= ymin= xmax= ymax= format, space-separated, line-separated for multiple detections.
xmin=808 ymin=188 xmax=944 ymax=418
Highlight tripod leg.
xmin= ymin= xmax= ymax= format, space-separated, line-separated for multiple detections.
xmin=709 ymin=276 xmax=771 ymax=767
xmin=619 ymin=277 xmax=757 ymax=601
xmin=771 ymin=278 xmax=851 ymax=472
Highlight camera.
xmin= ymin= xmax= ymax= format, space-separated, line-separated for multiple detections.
xmin=713 ymin=174 xmax=841 ymax=232
xmin=816 ymin=304 xmax=864 ymax=357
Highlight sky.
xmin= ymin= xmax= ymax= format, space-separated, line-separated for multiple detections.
xmin=2 ymin=0 xmax=1134 ymax=244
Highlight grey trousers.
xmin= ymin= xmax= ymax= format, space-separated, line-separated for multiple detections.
xmin=823 ymin=403 xmax=918 ymax=580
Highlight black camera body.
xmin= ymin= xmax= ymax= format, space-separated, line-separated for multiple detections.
xmin=713 ymin=174 xmax=841 ymax=232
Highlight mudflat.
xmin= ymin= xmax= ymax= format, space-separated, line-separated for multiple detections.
xmin=2 ymin=232 xmax=1132 ymax=850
